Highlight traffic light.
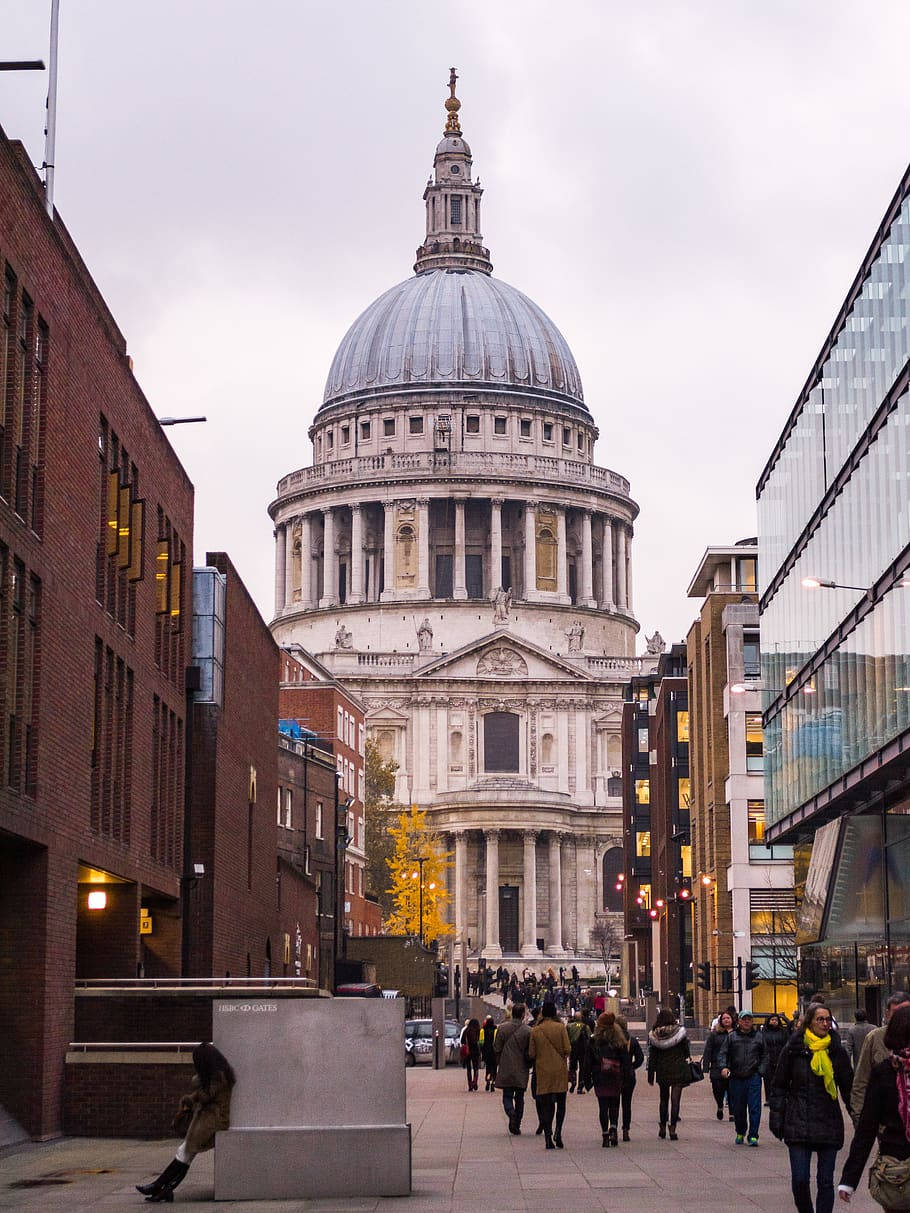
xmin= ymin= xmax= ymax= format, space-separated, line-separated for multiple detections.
xmin=696 ymin=961 xmax=711 ymax=991
xmin=745 ymin=961 xmax=760 ymax=990
xmin=721 ymin=967 xmax=734 ymax=992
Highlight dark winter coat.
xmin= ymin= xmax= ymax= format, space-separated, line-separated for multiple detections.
xmin=529 ymin=1017 xmax=571 ymax=1095
xmin=769 ymin=1030 xmax=853 ymax=1148
xmin=702 ymin=1028 xmax=732 ymax=1078
xmin=726 ymin=1026 xmax=766 ymax=1079
xmin=628 ymin=1034 xmax=644 ymax=1085
xmin=494 ymin=1019 xmax=531 ymax=1090
xmin=461 ymin=1022 xmax=481 ymax=1067
xmin=585 ymin=1027 xmax=634 ymax=1096
xmin=843 ymin=1020 xmax=876 ymax=1065
xmin=760 ymin=1024 xmax=790 ymax=1079
xmin=481 ymin=1021 xmax=497 ymax=1069
xmin=840 ymin=1058 xmax=910 ymax=1191
xmin=647 ymin=1025 xmax=691 ymax=1087
xmin=181 ymin=1071 xmax=233 ymax=1154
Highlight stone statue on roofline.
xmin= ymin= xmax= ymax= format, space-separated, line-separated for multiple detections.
xmin=492 ymin=586 xmax=512 ymax=625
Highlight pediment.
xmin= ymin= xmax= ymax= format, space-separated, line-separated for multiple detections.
xmin=415 ymin=632 xmax=592 ymax=682
xmin=594 ymin=708 xmax=624 ymax=728
xmin=365 ymin=704 xmax=410 ymax=724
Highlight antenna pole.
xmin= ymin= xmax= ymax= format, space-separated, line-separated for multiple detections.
xmin=44 ymin=0 xmax=60 ymax=217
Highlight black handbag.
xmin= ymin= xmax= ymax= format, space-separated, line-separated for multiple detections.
xmin=688 ymin=1059 xmax=705 ymax=1083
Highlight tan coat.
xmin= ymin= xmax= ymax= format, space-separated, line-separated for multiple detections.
xmin=529 ymin=1017 xmax=570 ymax=1095
xmin=182 ymin=1071 xmax=233 ymax=1154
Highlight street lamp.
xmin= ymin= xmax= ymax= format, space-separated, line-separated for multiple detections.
xmin=730 ymin=681 xmax=815 ymax=695
xmin=410 ymin=857 xmax=435 ymax=946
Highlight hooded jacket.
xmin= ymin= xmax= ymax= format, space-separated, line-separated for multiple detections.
xmin=769 ymin=1030 xmax=852 ymax=1148
xmin=647 ymin=1024 xmax=691 ymax=1087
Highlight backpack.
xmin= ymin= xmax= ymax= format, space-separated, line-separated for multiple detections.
xmin=598 ymin=1055 xmax=622 ymax=1095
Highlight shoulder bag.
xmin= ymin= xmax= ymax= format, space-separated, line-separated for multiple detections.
xmin=869 ymin=1153 xmax=910 ymax=1209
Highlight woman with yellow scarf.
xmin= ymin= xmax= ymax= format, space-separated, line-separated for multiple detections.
xmin=769 ymin=1002 xmax=853 ymax=1213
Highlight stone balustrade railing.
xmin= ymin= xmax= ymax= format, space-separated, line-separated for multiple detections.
xmin=276 ymin=451 xmax=631 ymax=498
xmin=317 ymin=651 xmax=657 ymax=675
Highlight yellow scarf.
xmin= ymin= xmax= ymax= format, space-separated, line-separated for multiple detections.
xmin=805 ymin=1029 xmax=837 ymax=1100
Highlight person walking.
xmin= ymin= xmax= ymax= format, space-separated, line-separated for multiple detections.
xmin=647 ymin=1008 xmax=692 ymax=1141
xmin=616 ymin=1014 xmax=644 ymax=1141
xmin=529 ymin=1000 xmax=571 ymax=1149
xmin=852 ymin=994 xmax=910 ymax=1120
xmin=136 ymin=1043 xmax=235 ymax=1203
xmin=769 ymin=1001 xmax=853 ymax=1213
xmin=761 ymin=1014 xmax=791 ymax=1106
xmin=494 ymin=1003 xmax=531 ymax=1135
xmin=842 ymin=1010 xmax=875 ymax=1068
xmin=838 ymin=1003 xmax=910 ymax=1207
xmin=461 ymin=1018 xmax=481 ymax=1092
xmin=567 ymin=1011 xmax=591 ymax=1094
xmin=481 ymin=1015 xmax=498 ymax=1091
xmin=703 ymin=1011 xmax=735 ymax=1121
xmin=723 ymin=1010 xmax=766 ymax=1146
xmin=585 ymin=1012 xmax=633 ymax=1147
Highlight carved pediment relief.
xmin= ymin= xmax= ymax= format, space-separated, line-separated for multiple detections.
xmin=477 ymin=646 xmax=529 ymax=677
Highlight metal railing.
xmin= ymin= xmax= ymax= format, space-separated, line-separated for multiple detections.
xmin=74 ymin=977 xmax=318 ymax=990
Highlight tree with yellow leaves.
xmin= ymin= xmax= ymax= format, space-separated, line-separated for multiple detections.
xmin=386 ymin=805 xmax=453 ymax=946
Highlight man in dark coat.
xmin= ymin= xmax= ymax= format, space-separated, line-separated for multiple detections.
xmin=494 ymin=1003 xmax=531 ymax=1135
xmin=722 ymin=1011 xmax=766 ymax=1145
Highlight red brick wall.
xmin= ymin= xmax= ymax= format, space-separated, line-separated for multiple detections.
xmin=0 ymin=130 xmax=193 ymax=1137
xmin=73 ymin=993 xmax=212 ymax=1043
xmin=63 ymin=1060 xmax=195 ymax=1138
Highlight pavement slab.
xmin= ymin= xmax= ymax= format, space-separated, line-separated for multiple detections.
xmin=0 ymin=1062 xmax=884 ymax=1211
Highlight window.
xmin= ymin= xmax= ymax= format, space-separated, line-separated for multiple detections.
xmin=748 ymin=800 xmax=765 ymax=846
xmin=736 ymin=556 xmax=757 ymax=592
xmin=409 ymin=416 xmax=423 ymax=435
xmin=677 ymin=711 xmax=690 ymax=743
xmin=383 ymin=417 xmax=395 ymax=437
xmin=520 ymin=418 xmax=532 ymax=438
xmin=326 ymin=431 xmax=334 ymax=449
xmin=602 ymin=847 xmax=624 ymax=912
xmin=635 ymin=831 xmax=651 ymax=857
xmin=360 ymin=420 xmax=371 ymax=440
xmin=577 ymin=433 xmax=585 ymax=452
xmin=449 ymin=195 xmax=462 ymax=224
xmin=680 ymin=844 xmax=692 ymax=877
xmin=465 ymin=415 xmax=480 ymax=434
xmin=543 ymin=422 xmax=553 ymax=442
xmin=337 ymin=706 xmax=344 ymax=738
xmin=493 ymin=416 xmax=506 ymax=435
xmin=678 ymin=777 xmax=691 ymax=811
xmin=743 ymin=631 xmax=761 ymax=678
xmin=484 ymin=711 xmax=519 ymax=772
xmin=635 ymin=779 xmax=650 ymax=805
xmin=637 ymin=883 xmax=651 ymax=909
xmin=316 ymin=800 xmax=324 ymax=839
xmin=358 ymin=722 xmax=365 ymax=755
xmin=637 ymin=727 xmax=649 ymax=753
xmin=607 ymin=775 xmax=622 ymax=797
xmin=746 ymin=714 xmax=764 ymax=772
xmin=341 ymin=425 xmax=350 ymax=445
xmin=563 ymin=426 xmax=571 ymax=447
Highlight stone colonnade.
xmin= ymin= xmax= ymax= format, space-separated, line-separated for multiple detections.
xmin=273 ymin=496 xmax=633 ymax=615
xmin=449 ymin=826 xmax=596 ymax=960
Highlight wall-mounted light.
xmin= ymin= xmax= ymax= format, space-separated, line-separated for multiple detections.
xmin=701 ymin=874 xmax=713 ymax=886
xmin=87 ymin=890 xmax=107 ymax=910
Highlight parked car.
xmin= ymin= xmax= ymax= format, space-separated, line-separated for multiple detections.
xmin=404 ymin=1019 xmax=461 ymax=1066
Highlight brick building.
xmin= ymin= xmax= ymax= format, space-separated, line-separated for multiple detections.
xmin=621 ymin=646 xmax=691 ymax=1010
xmin=278 ymin=649 xmax=380 ymax=939
xmin=0 ymin=125 xmax=194 ymax=1138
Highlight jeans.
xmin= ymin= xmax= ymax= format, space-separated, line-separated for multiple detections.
xmin=787 ymin=1144 xmax=837 ymax=1213
xmin=501 ymin=1087 xmax=525 ymax=1128
xmin=728 ymin=1074 xmax=762 ymax=1138
xmin=596 ymin=1094 xmax=620 ymax=1132
xmin=537 ymin=1092 xmax=566 ymax=1140
xmin=658 ymin=1082 xmax=682 ymax=1127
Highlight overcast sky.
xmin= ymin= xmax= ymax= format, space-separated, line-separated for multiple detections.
xmin=1 ymin=1 xmax=909 ymax=649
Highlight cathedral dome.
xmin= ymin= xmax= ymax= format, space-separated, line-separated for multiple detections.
xmin=321 ymin=268 xmax=586 ymax=411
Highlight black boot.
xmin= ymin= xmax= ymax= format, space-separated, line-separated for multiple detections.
xmin=553 ymin=1131 xmax=564 ymax=1149
xmin=602 ymin=1132 xmax=610 ymax=1147
xmin=608 ymin=1127 xmax=618 ymax=1147
xmin=658 ymin=1122 xmax=666 ymax=1139
xmin=544 ymin=1131 xmax=555 ymax=1149
xmin=137 ymin=1158 xmax=189 ymax=1202
xmin=622 ymin=1128 xmax=631 ymax=1142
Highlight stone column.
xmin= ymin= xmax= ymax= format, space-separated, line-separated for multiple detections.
xmin=548 ymin=831 xmax=566 ymax=956
xmin=417 ymin=497 xmax=431 ymax=599
xmin=576 ymin=834 xmax=596 ymax=952
xmin=319 ymin=507 xmax=337 ymax=608
xmin=349 ymin=504 xmax=364 ymax=604
xmin=484 ymin=828 xmax=502 ymax=959
xmin=556 ymin=507 xmax=569 ymax=602
xmin=381 ymin=501 xmax=396 ymax=601
xmin=453 ymin=498 xmax=467 ymax=599
xmin=521 ymin=830 xmax=539 ymax=957
xmin=284 ymin=516 xmax=297 ymax=608
xmin=274 ymin=523 xmax=286 ymax=616
xmin=601 ymin=516 xmax=614 ymax=609
xmin=580 ymin=510 xmax=595 ymax=607
xmin=626 ymin=528 xmax=634 ymax=614
xmin=523 ymin=501 xmax=537 ymax=598
xmin=454 ymin=831 xmax=468 ymax=945
xmin=298 ymin=514 xmax=311 ymax=608
xmin=615 ymin=526 xmax=627 ymax=610
xmin=490 ymin=497 xmax=503 ymax=593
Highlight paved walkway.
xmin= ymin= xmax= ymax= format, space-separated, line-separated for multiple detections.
xmin=0 ymin=1065 xmax=880 ymax=1211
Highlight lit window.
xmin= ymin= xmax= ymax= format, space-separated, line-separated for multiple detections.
xmin=494 ymin=416 xmax=507 ymax=435
xmin=409 ymin=416 xmax=424 ymax=435
xmin=465 ymin=415 xmax=480 ymax=434
xmin=636 ymin=831 xmax=651 ymax=857
xmin=635 ymin=779 xmax=650 ymax=805
xmin=680 ymin=844 xmax=692 ymax=877
xmin=677 ymin=711 xmax=689 ymax=743
xmin=748 ymin=800 xmax=765 ymax=845
xmin=520 ymin=418 xmax=532 ymax=438
xmin=383 ymin=418 xmax=395 ymax=437
xmin=746 ymin=714 xmax=764 ymax=772
xmin=678 ymin=777 xmax=691 ymax=811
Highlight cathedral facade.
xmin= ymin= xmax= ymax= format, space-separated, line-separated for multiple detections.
xmin=269 ymin=74 xmax=658 ymax=967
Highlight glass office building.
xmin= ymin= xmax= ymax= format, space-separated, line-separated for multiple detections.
xmin=757 ymin=162 xmax=910 ymax=1019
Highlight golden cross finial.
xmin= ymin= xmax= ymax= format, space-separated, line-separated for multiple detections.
xmin=444 ymin=66 xmax=462 ymax=134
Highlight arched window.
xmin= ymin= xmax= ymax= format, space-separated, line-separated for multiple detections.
xmin=396 ymin=523 xmax=416 ymax=586
xmin=536 ymin=526 xmax=557 ymax=589
xmin=602 ymin=847 xmax=624 ymax=912
xmin=541 ymin=732 xmax=554 ymax=765
xmin=484 ymin=712 xmax=519 ymax=772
